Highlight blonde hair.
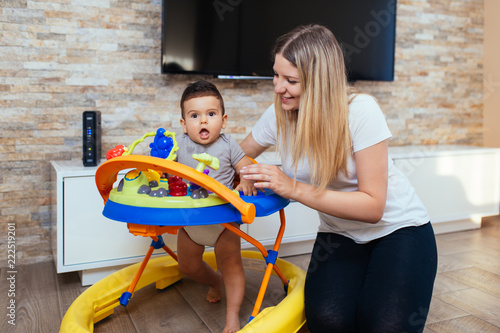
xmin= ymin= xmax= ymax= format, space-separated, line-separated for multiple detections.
xmin=273 ymin=24 xmax=357 ymax=191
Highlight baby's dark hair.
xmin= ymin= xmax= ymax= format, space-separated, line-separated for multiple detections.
xmin=180 ymin=80 xmax=225 ymax=118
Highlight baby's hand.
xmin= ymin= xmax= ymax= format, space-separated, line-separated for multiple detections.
xmin=235 ymin=178 xmax=258 ymax=196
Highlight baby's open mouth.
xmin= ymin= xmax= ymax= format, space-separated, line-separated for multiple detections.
xmin=199 ymin=129 xmax=210 ymax=139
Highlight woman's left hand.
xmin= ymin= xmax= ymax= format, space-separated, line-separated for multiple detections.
xmin=240 ymin=163 xmax=296 ymax=199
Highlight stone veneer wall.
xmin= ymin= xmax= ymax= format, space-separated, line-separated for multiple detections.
xmin=0 ymin=0 xmax=483 ymax=263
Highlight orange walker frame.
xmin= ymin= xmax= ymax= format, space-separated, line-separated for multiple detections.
xmin=95 ymin=155 xmax=290 ymax=322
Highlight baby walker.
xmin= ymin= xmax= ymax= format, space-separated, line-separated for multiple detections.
xmin=60 ymin=128 xmax=306 ymax=332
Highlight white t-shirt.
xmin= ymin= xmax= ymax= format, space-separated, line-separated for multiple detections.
xmin=251 ymin=94 xmax=430 ymax=243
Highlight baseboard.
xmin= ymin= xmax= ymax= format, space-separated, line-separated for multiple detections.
xmin=431 ymin=218 xmax=481 ymax=235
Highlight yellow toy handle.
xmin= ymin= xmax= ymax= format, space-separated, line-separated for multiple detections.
xmin=123 ymin=130 xmax=179 ymax=161
xmin=122 ymin=131 xmax=156 ymax=156
xmin=95 ymin=155 xmax=256 ymax=224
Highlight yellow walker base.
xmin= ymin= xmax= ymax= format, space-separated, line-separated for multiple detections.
xmin=60 ymin=250 xmax=306 ymax=333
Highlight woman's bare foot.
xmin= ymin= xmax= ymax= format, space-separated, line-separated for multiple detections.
xmin=206 ymin=272 xmax=223 ymax=304
xmin=222 ymin=311 xmax=240 ymax=333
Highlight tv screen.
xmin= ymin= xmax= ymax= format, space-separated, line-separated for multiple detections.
xmin=162 ymin=0 xmax=396 ymax=81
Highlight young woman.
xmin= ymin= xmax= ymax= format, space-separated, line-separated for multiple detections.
xmin=240 ymin=24 xmax=437 ymax=332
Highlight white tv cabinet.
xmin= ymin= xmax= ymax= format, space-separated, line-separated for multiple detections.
xmin=389 ymin=145 xmax=500 ymax=234
xmin=50 ymin=159 xmax=320 ymax=285
xmin=51 ymin=145 xmax=500 ymax=285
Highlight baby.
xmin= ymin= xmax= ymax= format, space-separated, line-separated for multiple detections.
xmin=175 ymin=80 xmax=256 ymax=333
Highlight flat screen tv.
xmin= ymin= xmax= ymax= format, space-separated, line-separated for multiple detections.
xmin=161 ymin=0 xmax=397 ymax=81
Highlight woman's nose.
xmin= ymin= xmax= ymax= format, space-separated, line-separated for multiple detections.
xmin=274 ymin=79 xmax=285 ymax=94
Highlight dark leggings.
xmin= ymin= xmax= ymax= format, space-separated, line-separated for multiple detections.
xmin=304 ymin=223 xmax=437 ymax=333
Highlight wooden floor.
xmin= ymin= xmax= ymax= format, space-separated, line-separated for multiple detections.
xmin=2 ymin=217 xmax=500 ymax=333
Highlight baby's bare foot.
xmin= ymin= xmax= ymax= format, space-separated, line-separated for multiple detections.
xmin=222 ymin=312 xmax=240 ymax=333
xmin=206 ymin=272 xmax=223 ymax=304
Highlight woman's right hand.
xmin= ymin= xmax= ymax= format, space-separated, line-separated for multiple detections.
xmin=240 ymin=163 xmax=296 ymax=199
